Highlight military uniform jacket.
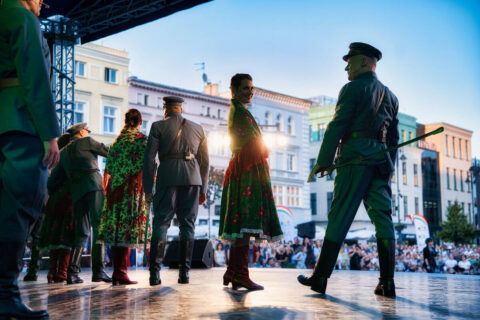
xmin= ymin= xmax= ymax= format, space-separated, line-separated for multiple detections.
xmin=143 ymin=112 xmax=209 ymax=194
xmin=316 ymin=71 xmax=399 ymax=167
xmin=48 ymin=136 xmax=109 ymax=203
xmin=0 ymin=0 xmax=59 ymax=141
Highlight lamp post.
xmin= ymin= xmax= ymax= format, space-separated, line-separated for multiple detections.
xmin=466 ymin=173 xmax=475 ymax=225
xmin=394 ymin=150 xmax=407 ymax=244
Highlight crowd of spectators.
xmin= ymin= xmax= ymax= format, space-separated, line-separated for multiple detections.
xmin=212 ymin=237 xmax=480 ymax=275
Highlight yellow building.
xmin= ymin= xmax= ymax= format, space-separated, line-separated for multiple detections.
xmin=418 ymin=123 xmax=474 ymax=223
xmin=73 ymin=43 xmax=130 ymax=147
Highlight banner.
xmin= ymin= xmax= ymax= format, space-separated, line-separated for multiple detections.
xmin=412 ymin=214 xmax=430 ymax=251
xmin=276 ymin=205 xmax=295 ymax=242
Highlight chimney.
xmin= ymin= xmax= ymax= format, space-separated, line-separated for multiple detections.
xmin=203 ymin=83 xmax=219 ymax=96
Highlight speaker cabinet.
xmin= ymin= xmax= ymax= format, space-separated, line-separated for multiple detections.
xmin=163 ymin=239 xmax=214 ymax=268
xmin=297 ymin=221 xmax=316 ymax=239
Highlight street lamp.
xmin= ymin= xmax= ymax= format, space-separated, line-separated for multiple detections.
xmin=466 ymin=173 xmax=474 ymax=224
xmin=394 ymin=150 xmax=407 ymax=244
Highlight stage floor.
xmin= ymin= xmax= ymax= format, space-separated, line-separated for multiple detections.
xmin=19 ymin=268 xmax=480 ymax=319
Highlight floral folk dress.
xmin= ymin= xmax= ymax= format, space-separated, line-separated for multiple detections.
xmin=98 ymin=128 xmax=148 ymax=247
xmin=219 ymin=100 xmax=283 ymax=242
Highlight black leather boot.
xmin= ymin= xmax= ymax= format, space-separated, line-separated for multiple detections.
xmin=178 ymin=239 xmax=194 ymax=284
xmin=91 ymin=243 xmax=112 ymax=282
xmin=67 ymin=246 xmax=84 ymax=284
xmin=375 ymin=238 xmax=396 ymax=297
xmin=0 ymin=241 xmax=49 ymax=319
xmin=149 ymin=240 xmax=165 ymax=286
xmin=297 ymin=239 xmax=342 ymax=294
xmin=24 ymin=238 xmax=40 ymax=281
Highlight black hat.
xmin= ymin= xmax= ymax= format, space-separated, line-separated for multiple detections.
xmin=343 ymin=42 xmax=382 ymax=61
xmin=163 ymin=96 xmax=184 ymax=107
xmin=66 ymin=122 xmax=87 ymax=135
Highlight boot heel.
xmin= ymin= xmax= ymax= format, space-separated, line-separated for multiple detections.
xmin=223 ymin=279 xmax=230 ymax=286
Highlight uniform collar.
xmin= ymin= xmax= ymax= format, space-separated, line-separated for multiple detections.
xmin=355 ymin=71 xmax=377 ymax=80
xmin=165 ymin=112 xmax=183 ymax=119
xmin=1 ymin=0 xmax=25 ymax=9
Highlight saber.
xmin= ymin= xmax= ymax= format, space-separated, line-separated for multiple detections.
xmin=308 ymin=127 xmax=444 ymax=182
xmin=143 ymin=201 xmax=151 ymax=266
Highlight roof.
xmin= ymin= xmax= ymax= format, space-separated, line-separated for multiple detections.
xmin=40 ymin=0 xmax=212 ymax=43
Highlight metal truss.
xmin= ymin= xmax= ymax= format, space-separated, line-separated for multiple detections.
xmin=41 ymin=17 xmax=80 ymax=133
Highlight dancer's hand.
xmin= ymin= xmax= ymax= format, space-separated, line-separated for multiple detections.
xmin=199 ymin=193 xmax=206 ymax=205
xmin=145 ymin=193 xmax=153 ymax=203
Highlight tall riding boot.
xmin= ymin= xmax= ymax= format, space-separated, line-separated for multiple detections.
xmin=92 ymin=243 xmax=112 ymax=282
xmin=0 ymin=241 xmax=49 ymax=319
xmin=375 ymin=238 xmax=396 ymax=297
xmin=112 ymin=246 xmax=138 ymax=285
xmin=297 ymin=239 xmax=342 ymax=294
xmin=24 ymin=238 xmax=41 ymax=281
xmin=47 ymin=249 xmax=59 ymax=283
xmin=55 ymin=248 xmax=71 ymax=283
xmin=67 ymin=246 xmax=84 ymax=284
xmin=149 ymin=240 xmax=166 ymax=286
xmin=231 ymin=245 xmax=263 ymax=291
xmin=178 ymin=239 xmax=195 ymax=284
xmin=223 ymin=246 xmax=236 ymax=286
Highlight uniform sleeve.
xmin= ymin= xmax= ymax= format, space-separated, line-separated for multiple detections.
xmin=386 ymin=94 xmax=400 ymax=162
xmin=143 ymin=124 xmax=160 ymax=194
xmin=315 ymin=83 xmax=357 ymax=166
xmin=47 ymin=152 xmax=67 ymax=193
xmin=11 ymin=10 xmax=60 ymax=141
xmin=88 ymin=137 xmax=109 ymax=157
xmin=196 ymin=129 xmax=210 ymax=194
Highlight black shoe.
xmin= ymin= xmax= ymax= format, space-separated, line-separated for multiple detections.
xmin=92 ymin=271 xmax=112 ymax=283
xmin=178 ymin=269 xmax=189 ymax=284
xmin=66 ymin=274 xmax=84 ymax=285
xmin=297 ymin=274 xmax=328 ymax=294
xmin=374 ymin=279 xmax=396 ymax=297
xmin=23 ymin=271 xmax=38 ymax=282
xmin=149 ymin=271 xmax=161 ymax=286
xmin=0 ymin=295 xmax=48 ymax=319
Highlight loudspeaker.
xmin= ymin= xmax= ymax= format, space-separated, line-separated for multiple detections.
xmin=297 ymin=221 xmax=316 ymax=239
xmin=163 ymin=239 xmax=214 ymax=268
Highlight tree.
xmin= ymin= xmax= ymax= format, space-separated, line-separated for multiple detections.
xmin=203 ymin=167 xmax=225 ymax=238
xmin=436 ymin=201 xmax=476 ymax=245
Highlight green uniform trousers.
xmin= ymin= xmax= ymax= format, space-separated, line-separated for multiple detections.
xmin=325 ymin=164 xmax=395 ymax=243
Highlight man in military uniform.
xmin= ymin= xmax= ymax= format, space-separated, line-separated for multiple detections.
xmin=298 ymin=42 xmax=399 ymax=297
xmin=49 ymin=122 xmax=111 ymax=284
xmin=0 ymin=0 xmax=59 ymax=318
xmin=143 ymin=96 xmax=209 ymax=286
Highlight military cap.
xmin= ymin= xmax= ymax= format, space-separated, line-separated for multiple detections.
xmin=163 ymin=96 xmax=184 ymax=107
xmin=66 ymin=122 xmax=87 ymax=135
xmin=343 ymin=42 xmax=382 ymax=61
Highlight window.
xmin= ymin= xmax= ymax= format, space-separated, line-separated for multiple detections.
xmin=104 ymin=67 xmax=117 ymax=83
xmin=140 ymin=120 xmax=148 ymax=135
xmin=327 ymin=170 xmax=336 ymax=181
xmin=198 ymin=219 xmax=208 ymax=226
xmin=402 ymin=161 xmax=407 ymax=185
xmin=144 ymin=94 xmax=149 ymax=106
xmin=446 ymin=168 xmax=450 ymax=189
xmin=453 ymin=169 xmax=457 ymax=191
xmin=460 ymin=170 xmax=464 ymax=192
xmin=327 ymin=192 xmax=333 ymax=212
xmin=401 ymin=129 xmax=406 ymax=143
xmin=137 ymin=93 xmax=143 ymax=104
xmin=206 ymin=107 xmax=211 ymax=117
xmin=286 ymin=186 xmax=300 ymax=207
xmin=415 ymin=197 xmax=419 ymax=213
xmin=212 ymin=219 xmax=220 ymax=227
xmin=445 ymin=135 xmax=449 ymax=156
xmin=391 ymin=170 xmax=396 ymax=183
xmin=413 ymin=164 xmax=419 ymax=186
xmin=310 ymin=193 xmax=317 ymax=215
xmin=75 ymin=61 xmax=85 ymax=77
xmin=157 ymin=97 xmax=162 ymax=108
xmin=408 ymin=131 xmax=413 ymax=143
xmin=217 ymin=109 xmax=222 ymax=120
xmin=288 ymin=117 xmax=295 ymax=135
xmin=265 ymin=112 xmax=272 ymax=129
xmin=392 ymin=196 xmax=397 ymax=215
xmin=452 ymin=137 xmax=457 ymax=158
xmin=103 ymin=106 xmax=116 ymax=133
xmin=273 ymin=185 xmax=283 ymax=205
xmin=309 ymin=158 xmax=316 ymax=182
xmin=403 ymin=196 xmax=408 ymax=216
xmin=468 ymin=203 xmax=472 ymax=222
xmin=276 ymin=114 xmax=284 ymax=132
xmin=73 ymin=102 xmax=85 ymax=124
xmin=467 ymin=172 xmax=472 ymax=192
xmin=215 ymin=205 xmax=221 ymax=216
xmin=465 ymin=140 xmax=469 ymax=160
xmin=287 ymin=154 xmax=296 ymax=171
xmin=459 ymin=139 xmax=463 ymax=159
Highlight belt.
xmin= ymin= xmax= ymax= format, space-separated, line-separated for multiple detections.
xmin=160 ymin=153 xmax=185 ymax=160
xmin=343 ymin=130 xmax=386 ymax=143
xmin=0 ymin=78 xmax=19 ymax=89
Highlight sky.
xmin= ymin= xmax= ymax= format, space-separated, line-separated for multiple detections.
xmin=94 ymin=0 xmax=480 ymax=157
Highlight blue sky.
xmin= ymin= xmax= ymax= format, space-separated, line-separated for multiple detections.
xmin=95 ymin=0 xmax=480 ymax=157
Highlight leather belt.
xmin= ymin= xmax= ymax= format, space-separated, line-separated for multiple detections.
xmin=0 ymin=77 xmax=20 ymax=89
xmin=161 ymin=153 xmax=186 ymax=160
xmin=343 ymin=130 xmax=386 ymax=143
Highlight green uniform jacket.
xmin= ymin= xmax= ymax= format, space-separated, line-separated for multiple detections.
xmin=0 ymin=0 xmax=59 ymax=141
xmin=316 ymin=71 xmax=399 ymax=167
xmin=48 ymin=136 xmax=109 ymax=203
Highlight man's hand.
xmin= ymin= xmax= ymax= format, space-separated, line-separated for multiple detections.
xmin=43 ymin=138 xmax=59 ymax=168
xmin=145 ymin=193 xmax=153 ymax=204
xmin=307 ymin=163 xmax=334 ymax=182
xmin=199 ymin=193 xmax=207 ymax=205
